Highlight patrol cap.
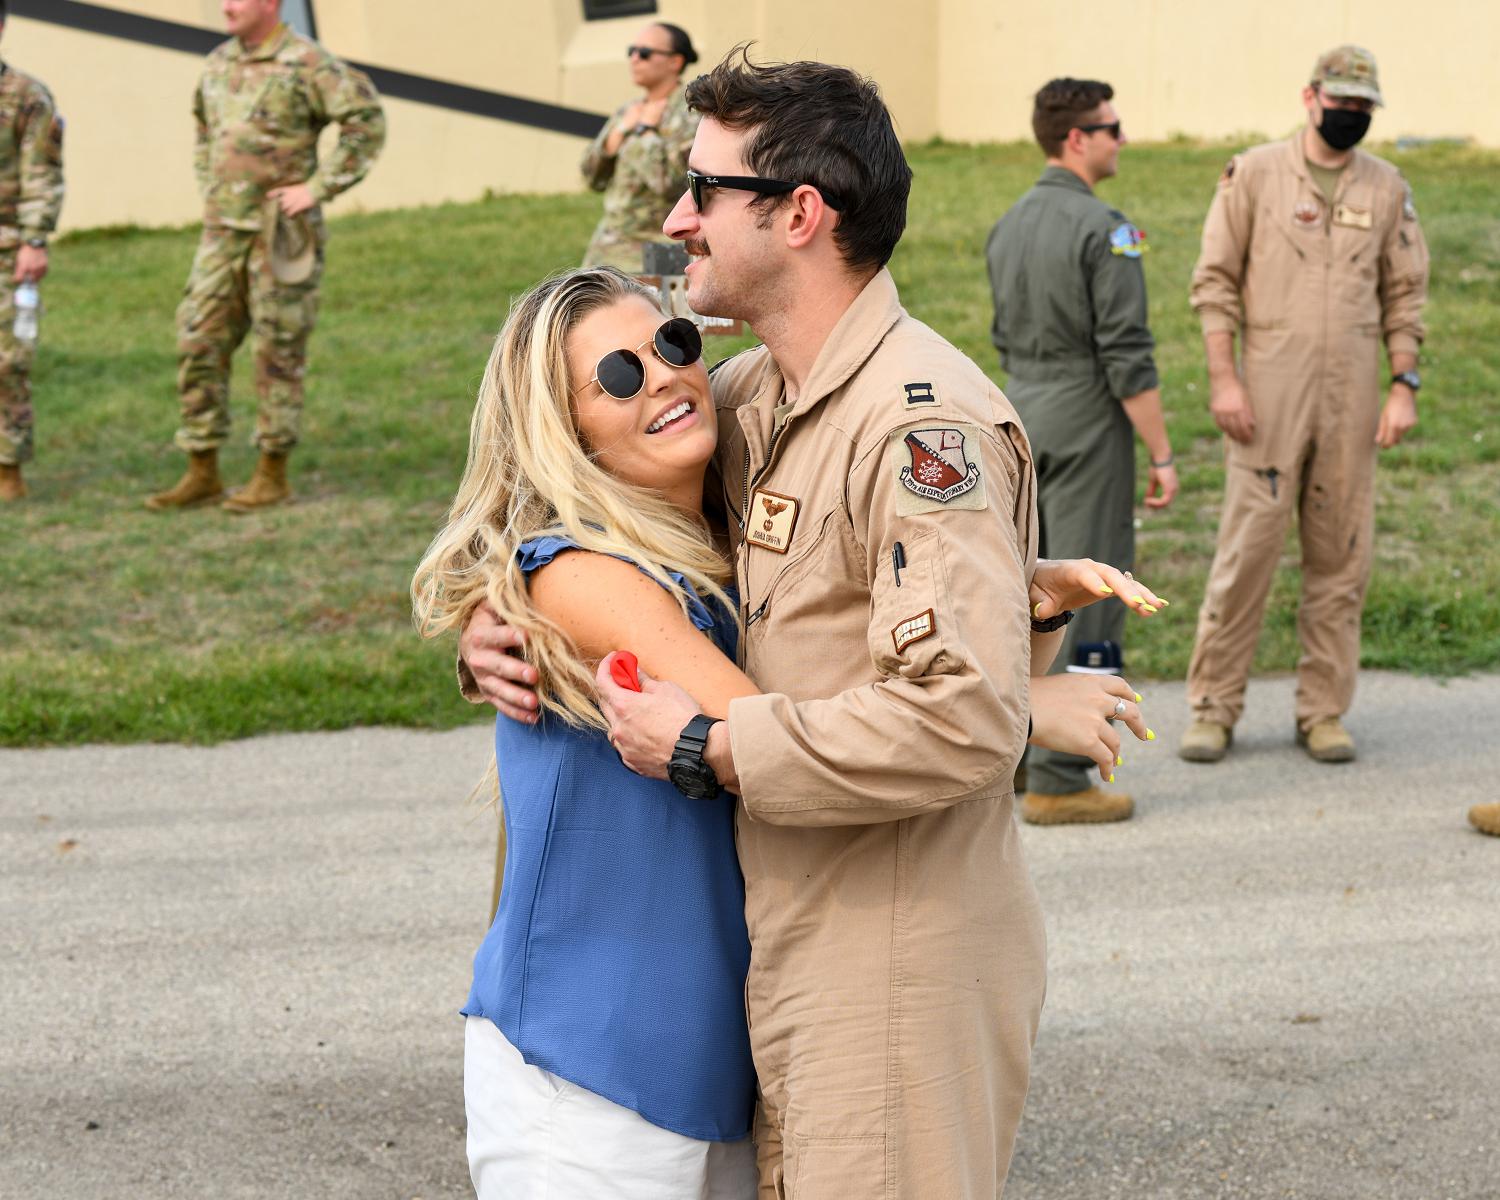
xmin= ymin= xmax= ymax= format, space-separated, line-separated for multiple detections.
xmin=267 ymin=200 xmax=318 ymax=285
xmin=1311 ymin=44 xmax=1383 ymax=106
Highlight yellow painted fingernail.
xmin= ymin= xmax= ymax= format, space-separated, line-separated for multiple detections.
xmin=1115 ymin=755 xmax=1123 ymax=766
xmin=1158 ymin=598 xmax=1171 ymax=606
xmin=1107 ymin=774 xmax=1116 ymax=783
xmin=1134 ymin=692 xmax=1143 ymax=702
xmin=1141 ymin=604 xmax=1158 ymax=615
xmin=1147 ymin=728 xmax=1156 ymax=740
xmin=1131 ymin=594 xmax=1144 ymax=604
xmin=1099 ymin=585 xmax=1114 ymax=594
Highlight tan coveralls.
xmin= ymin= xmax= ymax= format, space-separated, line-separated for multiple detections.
xmin=1187 ymin=136 xmax=1428 ymax=729
xmin=713 ymin=269 xmax=1047 ymax=1198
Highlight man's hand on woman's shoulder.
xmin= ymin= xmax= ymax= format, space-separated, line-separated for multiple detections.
xmin=460 ymin=601 xmax=540 ymax=724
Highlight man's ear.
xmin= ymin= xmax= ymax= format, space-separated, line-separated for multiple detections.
xmin=784 ymin=186 xmax=833 ymax=250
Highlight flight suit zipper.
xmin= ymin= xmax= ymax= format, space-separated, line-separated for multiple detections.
xmin=739 ymin=421 xmax=791 ymax=627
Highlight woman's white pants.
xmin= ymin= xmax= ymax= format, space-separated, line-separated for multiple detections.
xmin=463 ymin=1016 xmax=757 ymax=1200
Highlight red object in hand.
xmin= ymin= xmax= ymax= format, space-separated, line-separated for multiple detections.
xmin=610 ymin=651 xmax=642 ymax=692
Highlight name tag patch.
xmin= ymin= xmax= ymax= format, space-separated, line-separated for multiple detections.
xmin=1333 ymin=204 xmax=1372 ymax=230
xmin=747 ymin=489 xmax=800 ymax=554
xmin=892 ymin=609 xmax=936 ymax=654
xmin=891 ymin=424 xmax=987 ymax=515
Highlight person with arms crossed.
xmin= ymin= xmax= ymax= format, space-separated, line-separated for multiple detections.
xmin=1178 ymin=45 xmax=1428 ymax=765
xmin=0 ymin=0 xmax=63 ymax=504
xmin=986 ymin=77 xmax=1176 ymax=825
xmin=464 ymin=51 xmax=1164 ymax=1199
xmin=146 ymin=0 xmax=384 ymax=513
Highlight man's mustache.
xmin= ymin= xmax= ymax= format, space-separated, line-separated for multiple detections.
xmin=684 ymin=239 xmax=710 ymax=257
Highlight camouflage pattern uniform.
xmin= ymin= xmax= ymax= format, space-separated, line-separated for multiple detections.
xmin=0 ymin=61 xmax=64 ymax=467
xmin=175 ymin=24 xmax=384 ymax=454
xmin=580 ymin=85 xmax=697 ymax=272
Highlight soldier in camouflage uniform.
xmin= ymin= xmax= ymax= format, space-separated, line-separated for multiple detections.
xmin=581 ymin=23 xmax=699 ymax=272
xmin=0 ymin=0 xmax=65 ymax=504
xmin=147 ymin=0 xmax=384 ymax=512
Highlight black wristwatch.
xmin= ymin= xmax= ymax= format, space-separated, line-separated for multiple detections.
xmin=1391 ymin=370 xmax=1421 ymax=392
xmin=667 ymin=714 xmax=722 ymax=799
xmin=1030 ymin=608 xmax=1075 ymax=634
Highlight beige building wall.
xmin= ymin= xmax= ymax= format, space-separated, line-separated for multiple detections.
xmin=7 ymin=0 xmax=1493 ymax=233
xmin=935 ymin=0 xmax=1498 ymax=146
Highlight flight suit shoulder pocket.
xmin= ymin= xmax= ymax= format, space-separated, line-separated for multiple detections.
xmin=869 ymin=528 xmax=965 ymax=679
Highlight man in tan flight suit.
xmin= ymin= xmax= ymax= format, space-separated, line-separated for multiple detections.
xmin=588 ymin=54 xmax=1050 ymax=1199
xmin=1179 ymin=45 xmax=1428 ymax=765
xmin=458 ymin=53 xmax=1158 ymax=1200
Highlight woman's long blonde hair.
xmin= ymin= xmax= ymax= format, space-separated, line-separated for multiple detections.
xmin=412 ymin=267 xmax=734 ymax=730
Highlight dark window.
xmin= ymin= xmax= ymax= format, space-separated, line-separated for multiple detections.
xmin=283 ymin=0 xmax=318 ymax=38
xmin=582 ymin=0 xmax=658 ymax=19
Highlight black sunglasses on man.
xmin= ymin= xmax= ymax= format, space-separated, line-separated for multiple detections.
xmin=1073 ymin=121 xmax=1122 ymax=140
xmin=685 ymin=168 xmax=844 ymax=213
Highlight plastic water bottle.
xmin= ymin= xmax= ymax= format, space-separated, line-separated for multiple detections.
xmin=13 ymin=281 xmax=39 ymax=343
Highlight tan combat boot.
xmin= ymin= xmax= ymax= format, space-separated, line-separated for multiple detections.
xmin=222 ymin=450 xmax=291 ymax=513
xmin=1022 ymin=787 xmax=1134 ymax=826
xmin=1468 ymin=803 xmax=1500 ymax=837
xmin=1298 ymin=719 xmax=1355 ymax=763
xmin=145 ymin=449 xmax=224 ymax=510
xmin=1179 ymin=720 xmax=1231 ymax=763
xmin=0 ymin=462 xmax=26 ymax=501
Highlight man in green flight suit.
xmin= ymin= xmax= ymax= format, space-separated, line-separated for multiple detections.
xmin=146 ymin=0 xmax=384 ymax=512
xmin=0 ymin=0 xmax=64 ymax=504
xmin=985 ymin=78 xmax=1176 ymax=825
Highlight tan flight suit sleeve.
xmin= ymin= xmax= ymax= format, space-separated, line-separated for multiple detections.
xmin=1379 ymin=181 xmax=1429 ymax=358
xmin=729 ymin=415 xmax=1033 ymax=827
xmin=1190 ymin=157 xmax=1254 ymax=335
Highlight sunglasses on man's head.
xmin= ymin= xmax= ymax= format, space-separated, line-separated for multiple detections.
xmin=685 ymin=168 xmax=844 ymax=214
xmin=626 ymin=45 xmax=676 ymax=61
xmin=1075 ymin=121 xmax=1122 ymax=140
xmin=577 ymin=318 xmax=703 ymax=401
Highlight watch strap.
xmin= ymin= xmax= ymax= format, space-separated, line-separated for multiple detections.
xmin=674 ymin=714 xmax=721 ymax=757
xmin=1030 ymin=608 xmax=1075 ymax=634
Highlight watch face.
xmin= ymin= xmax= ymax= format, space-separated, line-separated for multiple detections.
xmin=668 ymin=759 xmax=719 ymax=800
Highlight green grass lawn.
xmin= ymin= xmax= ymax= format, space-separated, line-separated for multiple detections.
xmin=2 ymin=139 xmax=1498 ymax=745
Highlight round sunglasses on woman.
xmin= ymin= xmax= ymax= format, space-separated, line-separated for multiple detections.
xmin=577 ymin=317 xmax=703 ymax=400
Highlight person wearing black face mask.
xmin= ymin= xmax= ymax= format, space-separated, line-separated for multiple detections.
xmin=1178 ymin=44 xmax=1430 ymax=769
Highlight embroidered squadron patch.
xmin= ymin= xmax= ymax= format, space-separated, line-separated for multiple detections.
xmin=889 ymin=423 xmax=989 ymax=515
xmin=1333 ymin=204 xmax=1373 ymax=230
xmin=901 ymin=427 xmax=979 ymax=501
xmin=901 ymin=381 xmax=941 ymax=409
xmin=1109 ymin=221 xmax=1148 ymax=258
xmin=892 ymin=609 xmax=935 ymax=654
xmin=1293 ymin=200 xmax=1321 ymax=227
xmin=747 ymin=489 xmax=800 ymax=554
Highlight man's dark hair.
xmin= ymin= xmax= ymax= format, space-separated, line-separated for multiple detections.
xmin=1032 ymin=78 xmax=1114 ymax=158
xmin=685 ymin=46 xmax=911 ymax=272
xmin=653 ymin=23 xmax=698 ymax=69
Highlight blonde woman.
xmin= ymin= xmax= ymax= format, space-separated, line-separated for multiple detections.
xmin=412 ymin=267 xmax=758 ymax=1198
xmin=580 ymin=23 xmax=699 ymax=270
